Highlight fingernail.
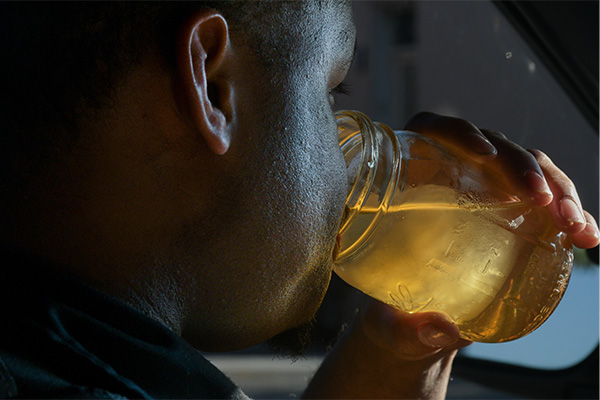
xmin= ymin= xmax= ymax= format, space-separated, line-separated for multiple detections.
xmin=559 ymin=198 xmax=585 ymax=226
xmin=418 ymin=323 xmax=457 ymax=347
xmin=471 ymin=136 xmax=496 ymax=155
xmin=582 ymin=223 xmax=600 ymax=240
xmin=524 ymin=170 xmax=552 ymax=196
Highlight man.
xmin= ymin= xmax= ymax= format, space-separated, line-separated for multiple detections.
xmin=1 ymin=2 xmax=597 ymax=399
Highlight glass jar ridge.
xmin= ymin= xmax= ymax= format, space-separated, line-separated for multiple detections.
xmin=336 ymin=110 xmax=402 ymax=263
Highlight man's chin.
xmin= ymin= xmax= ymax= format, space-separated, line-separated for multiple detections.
xmin=266 ymin=319 xmax=316 ymax=360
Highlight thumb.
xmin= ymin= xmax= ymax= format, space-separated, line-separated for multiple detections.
xmin=361 ymin=299 xmax=472 ymax=362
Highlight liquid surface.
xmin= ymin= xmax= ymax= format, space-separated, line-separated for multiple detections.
xmin=335 ymin=185 xmax=573 ymax=342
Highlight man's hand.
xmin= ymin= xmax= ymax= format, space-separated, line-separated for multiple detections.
xmin=405 ymin=111 xmax=599 ymax=248
xmin=304 ymin=112 xmax=599 ymax=400
xmin=304 ymin=300 xmax=471 ymax=400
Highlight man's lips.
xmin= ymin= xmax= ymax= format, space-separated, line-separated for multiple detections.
xmin=332 ymin=206 xmax=350 ymax=263
xmin=332 ymin=234 xmax=342 ymax=263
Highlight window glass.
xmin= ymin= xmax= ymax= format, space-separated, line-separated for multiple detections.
xmin=464 ymin=255 xmax=598 ymax=369
xmin=335 ymin=0 xmax=599 ymax=370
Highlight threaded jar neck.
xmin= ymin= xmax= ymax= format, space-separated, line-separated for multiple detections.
xmin=335 ymin=110 xmax=402 ymax=262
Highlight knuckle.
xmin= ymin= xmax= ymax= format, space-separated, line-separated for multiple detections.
xmin=562 ymin=175 xmax=575 ymax=189
xmin=404 ymin=111 xmax=437 ymax=130
xmin=481 ymin=129 xmax=507 ymax=139
xmin=528 ymin=148 xmax=550 ymax=162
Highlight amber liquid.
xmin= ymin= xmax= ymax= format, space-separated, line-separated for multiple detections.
xmin=335 ymin=185 xmax=573 ymax=342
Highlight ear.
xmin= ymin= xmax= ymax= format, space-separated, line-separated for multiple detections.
xmin=177 ymin=11 xmax=234 ymax=155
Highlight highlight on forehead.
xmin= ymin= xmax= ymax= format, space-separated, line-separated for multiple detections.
xmin=343 ymin=37 xmax=359 ymax=71
xmin=325 ymin=0 xmax=357 ymax=73
xmin=225 ymin=0 xmax=356 ymax=69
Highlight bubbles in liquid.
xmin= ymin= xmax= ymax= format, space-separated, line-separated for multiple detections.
xmin=335 ymin=185 xmax=573 ymax=342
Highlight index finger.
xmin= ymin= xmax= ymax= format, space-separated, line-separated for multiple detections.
xmin=404 ymin=112 xmax=498 ymax=163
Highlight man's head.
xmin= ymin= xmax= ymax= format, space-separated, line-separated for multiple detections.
xmin=1 ymin=1 xmax=356 ymax=352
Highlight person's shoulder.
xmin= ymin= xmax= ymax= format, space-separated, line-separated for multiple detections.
xmin=0 ymin=355 xmax=131 ymax=400
xmin=0 ymin=356 xmax=17 ymax=399
xmin=33 ymin=388 xmax=130 ymax=399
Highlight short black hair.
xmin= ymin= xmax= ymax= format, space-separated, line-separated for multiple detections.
xmin=1 ymin=2 xmax=316 ymax=162
xmin=0 ymin=1 xmax=348 ymax=185
xmin=0 ymin=3 xmax=240 ymax=155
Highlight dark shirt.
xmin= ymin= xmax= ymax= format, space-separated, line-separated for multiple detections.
xmin=0 ymin=249 xmax=248 ymax=399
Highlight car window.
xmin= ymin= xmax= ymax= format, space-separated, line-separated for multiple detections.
xmin=333 ymin=0 xmax=599 ymax=370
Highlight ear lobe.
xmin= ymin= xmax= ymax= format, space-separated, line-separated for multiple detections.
xmin=177 ymin=11 xmax=233 ymax=155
